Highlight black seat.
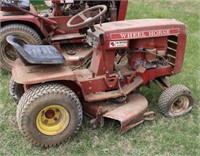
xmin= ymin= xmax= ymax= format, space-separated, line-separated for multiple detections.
xmin=6 ymin=35 xmax=65 ymax=65
xmin=0 ymin=0 xmax=30 ymax=11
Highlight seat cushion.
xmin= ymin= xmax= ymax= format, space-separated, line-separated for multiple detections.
xmin=23 ymin=45 xmax=65 ymax=64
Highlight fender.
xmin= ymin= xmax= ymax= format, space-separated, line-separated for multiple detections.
xmin=0 ymin=15 xmax=48 ymax=36
xmin=12 ymin=59 xmax=76 ymax=85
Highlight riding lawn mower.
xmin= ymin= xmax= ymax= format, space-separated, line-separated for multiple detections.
xmin=5 ymin=4 xmax=194 ymax=147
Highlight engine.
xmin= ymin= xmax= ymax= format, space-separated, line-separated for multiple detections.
xmin=127 ymin=37 xmax=169 ymax=70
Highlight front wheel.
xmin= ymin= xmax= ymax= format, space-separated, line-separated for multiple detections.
xmin=17 ymin=83 xmax=83 ymax=147
xmin=0 ymin=23 xmax=42 ymax=72
xmin=158 ymin=84 xmax=194 ymax=117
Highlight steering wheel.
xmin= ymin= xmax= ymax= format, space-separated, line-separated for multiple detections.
xmin=67 ymin=5 xmax=107 ymax=29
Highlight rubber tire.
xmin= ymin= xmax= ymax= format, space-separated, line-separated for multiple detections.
xmin=158 ymin=84 xmax=194 ymax=117
xmin=9 ymin=77 xmax=24 ymax=104
xmin=17 ymin=83 xmax=83 ymax=147
xmin=0 ymin=23 xmax=42 ymax=72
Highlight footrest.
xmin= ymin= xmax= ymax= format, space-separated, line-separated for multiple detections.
xmin=84 ymin=76 xmax=143 ymax=102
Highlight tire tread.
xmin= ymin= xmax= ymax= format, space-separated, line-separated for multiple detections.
xmin=17 ymin=83 xmax=82 ymax=147
xmin=0 ymin=23 xmax=41 ymax=72
xmin=158 ymin=84 xmax=193 ymax=117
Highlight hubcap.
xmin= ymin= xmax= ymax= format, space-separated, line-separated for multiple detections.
xmin=170 ymin=96 xmax=190 ymax=115
xmin=36 ymin=105 xmax=70 ymax=135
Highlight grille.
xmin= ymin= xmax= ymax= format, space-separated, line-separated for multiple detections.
xmin=167 ymin=35 xmax=178 ymax=67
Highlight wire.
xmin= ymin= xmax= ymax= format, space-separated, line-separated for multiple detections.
xmin=117 ymin=52 xmax=127 ymax=64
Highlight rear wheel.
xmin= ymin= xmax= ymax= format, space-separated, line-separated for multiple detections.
xmin=17 ymin=83 xmax=83 ymax=147
xmin=9 ymin=77 xmax=24 ymax=104
xmin=0 ymin=23 xmax=42 ymax=72
xmin=158 ymin=84 xmax=194 ymax=117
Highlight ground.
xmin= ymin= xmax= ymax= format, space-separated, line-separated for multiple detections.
xmin=0 ymin=0 xmax=200 ymax=155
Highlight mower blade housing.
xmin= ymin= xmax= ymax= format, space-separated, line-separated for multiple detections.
xmin=82 ymin=93 xmax=148 ymax=133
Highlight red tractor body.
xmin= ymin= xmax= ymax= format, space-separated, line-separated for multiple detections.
xmin=11 ymin=19 xmax=187 ymax=133
xmin=13 ymin=19 xmax=186 ymax=88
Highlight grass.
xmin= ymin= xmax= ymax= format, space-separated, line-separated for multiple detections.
xmin=0 ymin=0 xmax=200 ymax=155
xmin=30 ymin=0 xmax=45 ymax=5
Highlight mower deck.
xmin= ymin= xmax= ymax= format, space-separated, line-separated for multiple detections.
xmin=82 ymin=93 xmax=149 ymax=133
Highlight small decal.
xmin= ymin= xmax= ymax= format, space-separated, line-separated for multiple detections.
xmin=109 ymin=40 xmax=128 ymax=48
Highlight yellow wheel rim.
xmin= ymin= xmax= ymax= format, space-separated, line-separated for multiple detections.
xmin=36 ymin=105 xmax=70 ymax=135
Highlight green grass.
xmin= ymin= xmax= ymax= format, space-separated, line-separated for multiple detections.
xmin=30 ymin=0 xmax=45 ymax=5
xmin=0 ymin=0 xmax=200 ymax=155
